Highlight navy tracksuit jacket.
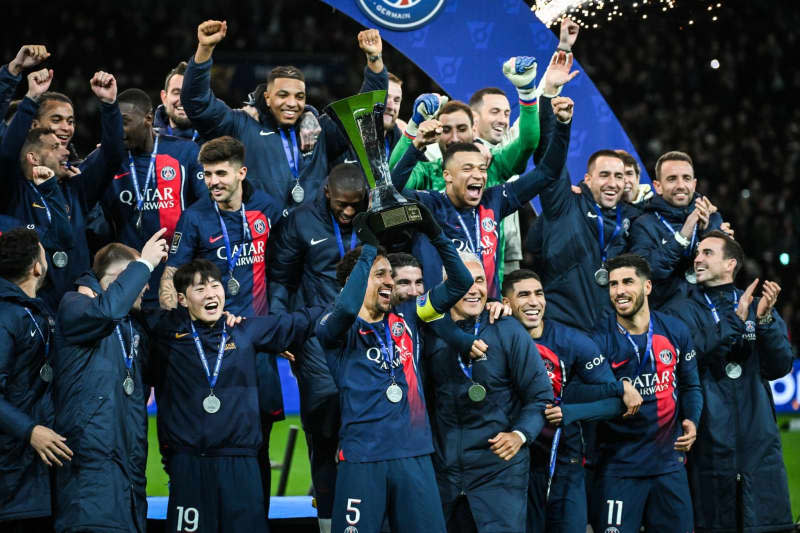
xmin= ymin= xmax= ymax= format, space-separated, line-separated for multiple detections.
xmin=0 ymin=64 xmax=21 ymax=142
xmin=628 ymin=192 xmax=722 ymax=309
xmin=182 ymin=58 xmax=387 ymax=214
xmin=0 ymin=96 xmax=125 ymax=313
xmin=664 ymin=284 xmax=794 ymax=532
xmin=53 ymin=262 xmax=152 ymax=533
xmin=0 ymin=278 xmax=54 ymax=522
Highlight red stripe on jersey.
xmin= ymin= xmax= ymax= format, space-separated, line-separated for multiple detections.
xmin=155 ymin=154 xmax=183 ymax=241
xmin=652 ymin=334 xmax=678 ymax=444
xmin=388 ymin=313 xmax=425 ymax=426
xmin=246 ymin=210 xmax=271 ymax=316
xmin=477 ymin=205 xmax=499 ymax=296
xmin=535 ymin=343 xmax=563 ymax=399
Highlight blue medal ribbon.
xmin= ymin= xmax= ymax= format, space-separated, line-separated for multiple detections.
xmin=594 ymin=203 xmax=623 ymax=264
xmin=454 ymin=208 xmax=483 ymax=256
xmin=127 ymin=135 xmax=160 ymax=214
xmin=457 ymin=320 xmax=481 ymax=380
xmin=702 ymin=290 xmax=739 ymax=325
xmin=655 ymin=212 xmax=696 ymax=257
xmin=361 ymin=319 xmax=396 ymax=382
xmin=213 ymin=203 xmax=251 ymax=278
xmin=190 ymin=321 xmax=228 ymax=390
xmin=616 ymin=319 xmax=654 ymax=376
xmin=23 ymin=308 xmax=49 ymax=360
xmin=114 ymin=320 xmax=135 ymax=372
xmin=331 ymin=214 xmax=358 ymax=259
xmin=26 ymin=182 xmax=52 ymax=223
xmin=279 ymin=129 xmax=300 ymax=178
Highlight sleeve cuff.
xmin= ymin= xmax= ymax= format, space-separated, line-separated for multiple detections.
xmin=513 ymin=430 xmax=527 ymax=444
xmin=136 ymin=258 xmax=155 ymax=273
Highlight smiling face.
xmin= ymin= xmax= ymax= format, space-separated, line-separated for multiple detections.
xmin=473 ymin=93 xmax=510 ymax=144
xmin=203 ymin=161 xmax=246 ymax=207
xmin=654 ymin=159 xmax=696 ymax=207
xmin=438 ymin=110 xmax=474 ymax=155
xmin=451 ymin=260 xmax=487 ymax=321
xmin=384 ymin=80 xmax=402 ymax=132
xmin=160 ymin=73 xmax=191 ymax=129
xmin=391 ymin=265 xmax=424 ymax=305
xmin=608 ymin=266 xmax=651 ymax=320
xmin=32 ymin=100 xmax=75 ymax=147
xmin=622 ymin=164 xmax=640 ymax=203
xmin=443 ymin=150 xmax=488 ymax=208
xmin=503 ymin=276 xmax=546 ymax=334
xmin=693 ymin=236 xmax=736 ymax=286
xmin=362 ymin=255 xmax=395 ymax=317
xmin=584 ymin=155 xmax=625 ymax=208
xmin=326 ymin=184 xmax=365 ymax=226
xmin=265 ymin=78 xmax=306 ymax=127
xmin=178 ymin=272 xmax=226 ymax=323
xmin=28 ymin=132 xmax=71 ymax=178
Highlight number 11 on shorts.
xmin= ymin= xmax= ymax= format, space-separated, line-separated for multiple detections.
xmin=176 ymin=506 xmax=199 ymax=532
xmin=606 ymin=499 xmax=623 ymax=526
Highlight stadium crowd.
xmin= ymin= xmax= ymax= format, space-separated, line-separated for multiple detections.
xmin=0 ymin=4 xmax=798 ymax=533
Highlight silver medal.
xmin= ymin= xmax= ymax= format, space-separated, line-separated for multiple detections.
xmin=122 ymin=376 xmax=135 ymax=395
xmin=468 ymin=383 xmax=487 ymax=402
xmin=386 ymin=383 xmax=403 ymax=403
xmin=52 ymin=251 xmax=68 ymax=268
xmin=203 ymin=393 xmax=221 ymax=413
xmin=39 ymin=362 xmax=53 ymax=383
xmin=291 ymin=183 xmax=305 ymax=203
xmin=725 ymin=362 xmax=742 ymax=379
xmin=685 ymin=269 xmax=697 ymax=284
xmin=227 ymin=277 xmax=240 ymax=296
xmin=594 ymin=267 xmax=609 ymax=286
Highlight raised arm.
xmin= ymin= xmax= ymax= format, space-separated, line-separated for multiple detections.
xmin=419 ymin=206 xmax=473 ymax=314
xmin=249 ymin=306 xmax=325 ymax=353
xmin=388 ymin=93 xmax=447 ymax=170
xmin=1 ymin=45 xmax=50 ymax=126
xmin=390 ymin=119 xmax=441 ymax=191
xmin=0 ymin=68 xmax=52 ymax=169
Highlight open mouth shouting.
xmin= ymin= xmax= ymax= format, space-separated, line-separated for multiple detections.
xmin=465 ymin=182 xmax=484 ymax=202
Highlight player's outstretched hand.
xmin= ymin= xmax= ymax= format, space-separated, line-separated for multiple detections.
xmin=673 ymin=419 xmax=697 ymax=452
xmin=542 ymin=51 xmax=579 ymax=97
xmin=489 ymin=431 xmax=523 ymax=461
xmin=558 ymin=17 xmax=580 ymax=52
xmin=141 ymin=228 xmax=169 ymax=266
xmin=485 ymin=301 xmax=512 ymax=324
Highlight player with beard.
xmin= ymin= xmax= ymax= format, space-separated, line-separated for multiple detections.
xmin=629 ymin=151 xmax=723 ymax=309
xmin=315 ymin=203 xmax=474 ymax=533
xmin=155 ymin=61 xmax=199 ymax=142
xmin=101 ymin=88 xmax=207 ymax=308
xmin=424 ymin=254 xmax=552 ymax=533
xmin=0 ymin=69 xmax=125 ymax=312
xmin=396 ymin=96 xmax=571 ymax=300
xmin=0 ymin=228 xmax=71 ymax=532
xmin=52 ymin=230 xmax=168 ymax=532
xmin=183 ymin=20 xmax=388 ymax=213
xmin=387 ymin=253 xmax=424 ymax=306
xmin=663 ymin=231 xmax=793 ymax=532
xmin=589 ymin=254 xmax=702 ymax=533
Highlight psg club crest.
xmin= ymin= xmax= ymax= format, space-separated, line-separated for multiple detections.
xmin=356 ymin=0 xmax=446 ymax=31
xmin=160 ymin=165 xmax=176 ymax=181
xmin=391 ymin=320 xmax=404 ymax=338
xmin=658 ymin=349 xmax=673 ymax=365
xmin=543 ymin=359 xmax=555 ymax=373
xmin=481 ymin=217 xmax=495 ymax=232
xmin=253 ymin=219 xmax=266 ymax=235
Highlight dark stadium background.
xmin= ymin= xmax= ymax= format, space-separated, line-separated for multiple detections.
xmin=2 ymin=0 xmax=798 ymax=517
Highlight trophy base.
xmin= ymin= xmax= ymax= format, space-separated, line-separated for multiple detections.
xmin=367 ymin=203 xmax=423 ymax=233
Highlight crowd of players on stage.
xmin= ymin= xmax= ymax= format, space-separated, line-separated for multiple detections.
xmin=0 ymin=16 xmax=796 ymax=533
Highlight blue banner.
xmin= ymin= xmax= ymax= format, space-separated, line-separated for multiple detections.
xmin=321 ymin=0 xmax=651 ymax=192
xmin=771 ymin=359 xmax=800 ymax=414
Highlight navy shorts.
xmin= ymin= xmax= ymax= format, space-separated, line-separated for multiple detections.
xmin=332 ymin=455 xmax=445 ymax=533
xmin=166 ymin=454 xmax=267 ymax=533
xmin=528 ymin=461 xmax=586 ymax=533
xmin=590 ymin=468 xmax=693 ymax=533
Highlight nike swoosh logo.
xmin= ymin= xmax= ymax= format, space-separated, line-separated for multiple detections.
xmin=32 ymin=203 xmax=46 ymax=209
xmin=661 ymin=238 xmax=668 ymax=245
xmin=611 ymin=359 xmax=629 ymax=369
xmin=113 ymin=171 xmax=130 ymax=180
xmin=358 ymin=329 xmax=372 ymax=335
xmin=310 ymin=238 xmax=328 ymax=245
xmin=343 ymin=159 xmax=358 ymax=164
xmin=586 ymin=211 xmax=598 ymax=219
xmin=209 ymin=234 xmax=224 ymax=243
xmin=31 ymin=329 xmax=37 ymax=337
xmin=175 ymin=332 xmax=190 ymax=339
xmin=259 ymin=130 xmax=275 ymax=136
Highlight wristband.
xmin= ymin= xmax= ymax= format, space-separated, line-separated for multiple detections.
xmin=368 ymin=54 xmax=382 ymax=63
xmin=674 ymin=231 xmax=690 ymax=247
xmin=757 ymin=313 xmax=774 ymax=325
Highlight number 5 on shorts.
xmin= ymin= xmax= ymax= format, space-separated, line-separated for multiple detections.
xmin=346 ymin=498 xmax=362 ymax=525
xmin=176 ymin=506 xmax=199 ymax=532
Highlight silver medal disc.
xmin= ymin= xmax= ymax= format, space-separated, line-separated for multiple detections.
xmin=227 ymin=277 xmax=240 ymax=296
xmin=685 ymin=269 xmax=697 ymax=284
xmin=291 ymin=183 xmax=305 ymax=203
xmin=39 ymin=363 xmax=53 ymax=383
xmin=122 ymin=376 xmax=135 ymax=396
xmin=468 ymin=383 xmax=487 ymax=402
xmin=52 ymin=251 xmax=68 ymax=269
xmin=386 ymin=383 xmax=403 ymax=403
xmin=594 ymin=267 xmax=609 ymax=286
xmin=725 ymin=362 xmax=742 ymax=379
xmin=203 ymin=394 xmax=221 ymax=413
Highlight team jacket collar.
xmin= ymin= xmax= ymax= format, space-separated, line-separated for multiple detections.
xmin=0 ymin=276 xmax=46 ymax=311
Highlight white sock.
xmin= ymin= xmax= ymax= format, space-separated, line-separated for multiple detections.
xmin=318 ymin=518 xmax=332 ymax=533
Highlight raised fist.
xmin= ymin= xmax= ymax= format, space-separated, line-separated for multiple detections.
xmin=358 ymin=29 xmax=382 ymax=56
xmin=90 ymin=71 xmax=117 ymax=104
xmin=26 ymin=68 xmax=53 ymax=101
xmin=10 ymin=45 xmax=50 ymax=76
xmin=502 ymin=56 xmax=538 ymax=90
xmin=551 ymin=96 xmax=574 ymax=123
xmin=559 ymin=18 xmax=580 ymax=52
xmin=412 ymin=119 xmax=443 ymax=149
xmin=410 ymin=93 xmax=448 ymax=125
xmin=31 ymin=165 xmax=55 ymax=185
xmin=198 ymin=20 xmax=227 ymax=47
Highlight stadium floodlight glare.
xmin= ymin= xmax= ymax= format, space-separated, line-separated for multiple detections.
xmin=779 ymin=253 xmax=790 ymax=265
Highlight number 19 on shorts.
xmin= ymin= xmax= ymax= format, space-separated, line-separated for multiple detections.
xmin=176 ymin=506 xmax=199 ymax=532
xmin=606 ymin=499 xmax=623 ymax=526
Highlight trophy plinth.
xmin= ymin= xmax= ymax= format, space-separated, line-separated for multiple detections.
xmin=326 ymin=91 xmax=423 ymax=249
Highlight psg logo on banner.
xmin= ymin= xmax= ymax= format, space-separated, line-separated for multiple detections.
xmin=356 ymin=0 xmax=445 ymax=31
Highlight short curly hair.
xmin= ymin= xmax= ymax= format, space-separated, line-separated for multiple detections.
xmin=336 ymin=245 xmax=388 ymax=287
xmin=0 ymin=227 xmax=42 ymax=282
